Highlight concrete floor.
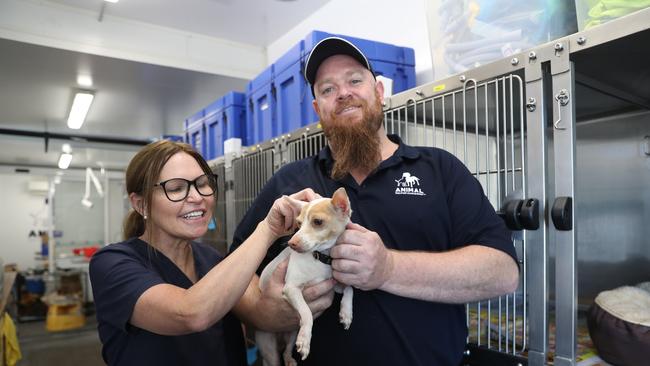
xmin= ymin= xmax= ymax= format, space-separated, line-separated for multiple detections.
xmin=16 ymin=315 xmax=104 ymax=366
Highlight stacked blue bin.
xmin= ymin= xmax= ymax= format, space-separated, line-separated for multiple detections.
xmin=246 ymin=65 xmax=277 ymax=145
xmin=184 ymin=92 xmax=247 ymax=159
xmin=184 ymin=109 xmax=206 ymax=157
xmin=204 ymin=91 xmax=247 ymax=159
xmin=247 ymin=30 xmax=416 ymax=144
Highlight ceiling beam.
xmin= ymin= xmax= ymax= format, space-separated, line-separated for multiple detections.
xmin=0 ymin=128 xmax=152 ymax=147
xmin=0 ymin=0 xmax=265 ymax=80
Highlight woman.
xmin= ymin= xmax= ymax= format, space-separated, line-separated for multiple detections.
xmin=89 ymin=140 xmax=326 ymax=365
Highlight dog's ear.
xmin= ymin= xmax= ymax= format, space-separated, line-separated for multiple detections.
xmin=331 ymin=187 xmax=350 ymax=216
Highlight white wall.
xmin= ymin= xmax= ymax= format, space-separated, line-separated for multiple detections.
xmin=0 ymin=168 xmax=127 ymax=271
xmin=0 ymin=173 xmax=51 ymax=271
xmin=268 ymin=0 xmax=436 ymax=86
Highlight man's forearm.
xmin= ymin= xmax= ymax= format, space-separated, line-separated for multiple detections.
xmin=379 ymin=245 xmax=519 ymax=303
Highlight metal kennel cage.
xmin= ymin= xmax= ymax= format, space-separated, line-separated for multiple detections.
xmin=210 ymin=8 xmax=650 ymax=365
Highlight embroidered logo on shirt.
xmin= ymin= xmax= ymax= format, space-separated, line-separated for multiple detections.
xmin=394 ymin=172 xmax=426 ymax=196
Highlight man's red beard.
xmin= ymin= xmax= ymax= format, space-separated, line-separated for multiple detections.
xmin=321 ymin=90 xmax=384 ymax=181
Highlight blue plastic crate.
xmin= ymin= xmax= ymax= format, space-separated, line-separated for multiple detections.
xmin=303 ymin=31 xmax=415 ymax=67
xmin=205 ymin=92 xmax=247 ymax=159
xmin=246 ymin=65 xmax=277 ymax=145
xmin=275 ymin=41 xmax=304 ymax=75
xmin=276 ymin=60 xmax=311 ymax=135
xmin=161 ymin=135 xmax=184 ymax=142
xmin=183 ymin=109 xmax=205 ymax=144
xmin=371 ymin=59 xmax=415 ymax=95
xmin=186 ymin=120 xmax=206 ymax=157
xmin=203 ymin=97 xmax=224 ymax=122
xmin=205 ymin=116 xmax=223 ymax=160
xmin=274 ymin=30 xmax=416 ymax=131
xmin=302 ymin=30 xmax=415 ymax=93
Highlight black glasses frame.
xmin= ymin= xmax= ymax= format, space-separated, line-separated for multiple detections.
xmin=154 ymin=173 xmax=218 ymax=202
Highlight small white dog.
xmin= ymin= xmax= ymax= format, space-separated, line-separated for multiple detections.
xmin=256 ymin=187 xmax=354 ymax=366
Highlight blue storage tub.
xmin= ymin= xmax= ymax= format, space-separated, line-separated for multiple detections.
xmin=25 ymin=276 xmax=45 ymax=295
xmin=162 ymin=135 xmax=184 ymax=142
xmin=186 ymin=120 xmax=206 ymax=157
xmin=246 ymin=65 xmax=277 ymax=145
xmin=275 ymin=30 xmax=416 ymax=134
xmin=205 ymin=91 xmax=247 ymax=159
xmin=183 ymin=109 xmax=206 ymax=156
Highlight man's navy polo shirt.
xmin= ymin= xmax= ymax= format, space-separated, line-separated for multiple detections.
xmin=230 ymin=135 xmax=516 ymax=366
xmin=90 ymin=237 xmax=246 ymax=366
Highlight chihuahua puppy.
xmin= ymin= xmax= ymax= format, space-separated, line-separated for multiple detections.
xmin=256 ymin=187 xmax=353 ymax=366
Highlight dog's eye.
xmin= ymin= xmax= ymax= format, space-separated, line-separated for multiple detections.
xmin=312 ymin=218 xmax=323 ymax=227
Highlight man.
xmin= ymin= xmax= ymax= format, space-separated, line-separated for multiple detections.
xmin=231 ymin=37 xmax=519 ymax=366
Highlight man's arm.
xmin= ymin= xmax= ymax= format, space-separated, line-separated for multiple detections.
xmin=330 ymin=223 xmax=519 ymax=304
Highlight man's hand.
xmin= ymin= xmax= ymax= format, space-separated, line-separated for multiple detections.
xmin=331 ymin=222 xmax=394 ymax=291
xmin=257 ymin=258 xmax=335 ymax=332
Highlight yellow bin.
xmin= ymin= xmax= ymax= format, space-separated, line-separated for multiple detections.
xmin=46 ymin=303 xmax=86 ymax=332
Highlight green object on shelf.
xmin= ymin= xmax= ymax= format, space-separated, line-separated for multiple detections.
xmin=578 ymin=0 xmax=650 ymax=30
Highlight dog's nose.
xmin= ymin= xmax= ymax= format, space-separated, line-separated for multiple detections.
xmin=288 ymin=236 xmax=300 ymax=250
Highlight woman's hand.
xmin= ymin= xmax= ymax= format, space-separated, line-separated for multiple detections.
xmin=263 ymin=188 xmax=321 ymax=239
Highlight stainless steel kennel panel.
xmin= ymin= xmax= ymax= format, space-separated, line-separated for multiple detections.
xmin=232 ymin=147 xmax=277 ymax=231
xmin=384 ymin=69 xmax=532 ymax=364
xmin=287 ymin=129 xmax=327 ymax=163
xmin=205 ymin=161 xmax=228 ymax=255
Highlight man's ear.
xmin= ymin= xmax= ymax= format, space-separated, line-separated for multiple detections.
xmin=129 ymin=192 xmax=146 ymax=216
xmin=375 ymin=79 xmax=385 ymax=104
xmin=331 ymin=187 xmax=350 ymax=216
xmin=312 ymin=99 xmax=321 ymax=117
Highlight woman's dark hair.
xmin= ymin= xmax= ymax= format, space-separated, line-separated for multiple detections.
xmin=123 ymin=140 xmax=213 ymax=240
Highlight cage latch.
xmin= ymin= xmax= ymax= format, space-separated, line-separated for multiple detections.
xmin=551 ymin=196 xmax=573 ymax=231
xmin=497 ymin=198 xmax=540 ymax=231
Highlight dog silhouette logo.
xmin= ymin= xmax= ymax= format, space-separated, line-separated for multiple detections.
xmin=394 ymin=172 xmax=426 ymax=196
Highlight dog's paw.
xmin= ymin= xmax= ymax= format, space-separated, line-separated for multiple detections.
xmin=339 ymin=309 xmax=353 ymax=330
xmin=295 ymin=331 xmax=311 ymax=360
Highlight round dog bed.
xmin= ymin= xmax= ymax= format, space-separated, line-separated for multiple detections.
xmin=587 ymin=282 xmax=650 ymax=366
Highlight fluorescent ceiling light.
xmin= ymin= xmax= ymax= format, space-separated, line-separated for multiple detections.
xmin=77 ymin=74 xmax=93 ymax=87
xmin=58 ymin=153 xmax=73 ymax=169
xmin=67 ymin=91 xmax=94 ymax=129
xmin=104 ymin=0 xmax=119 ymax=3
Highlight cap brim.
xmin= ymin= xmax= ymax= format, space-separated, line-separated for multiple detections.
xmin=304 ymin=37 xmax=372 ymax=86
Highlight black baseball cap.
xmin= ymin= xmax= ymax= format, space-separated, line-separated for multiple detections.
xmin=304 ymin=36 xmax=374 ymax=97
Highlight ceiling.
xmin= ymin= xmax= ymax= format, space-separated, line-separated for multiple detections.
xmin=0 ymin=0 xmax=331 ymax=173
xmin=48 ymin=0 xmax=329 ymax=47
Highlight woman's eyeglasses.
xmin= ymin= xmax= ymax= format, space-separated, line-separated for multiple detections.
xmin=154 ymin=174 xmax=217 ymax=202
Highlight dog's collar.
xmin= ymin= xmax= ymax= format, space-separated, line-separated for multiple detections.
xmin=312 ymin=251 xmax=332 ymax=265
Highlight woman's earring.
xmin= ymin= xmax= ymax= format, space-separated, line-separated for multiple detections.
xmin=143 ymin=213 xmax=148 ymax=220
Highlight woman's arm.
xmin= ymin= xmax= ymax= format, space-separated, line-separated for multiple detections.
xmin=129 ymin=190 xmax=315 ymax=335
xmin=130 ymin=220 xmax=280 ymax=335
